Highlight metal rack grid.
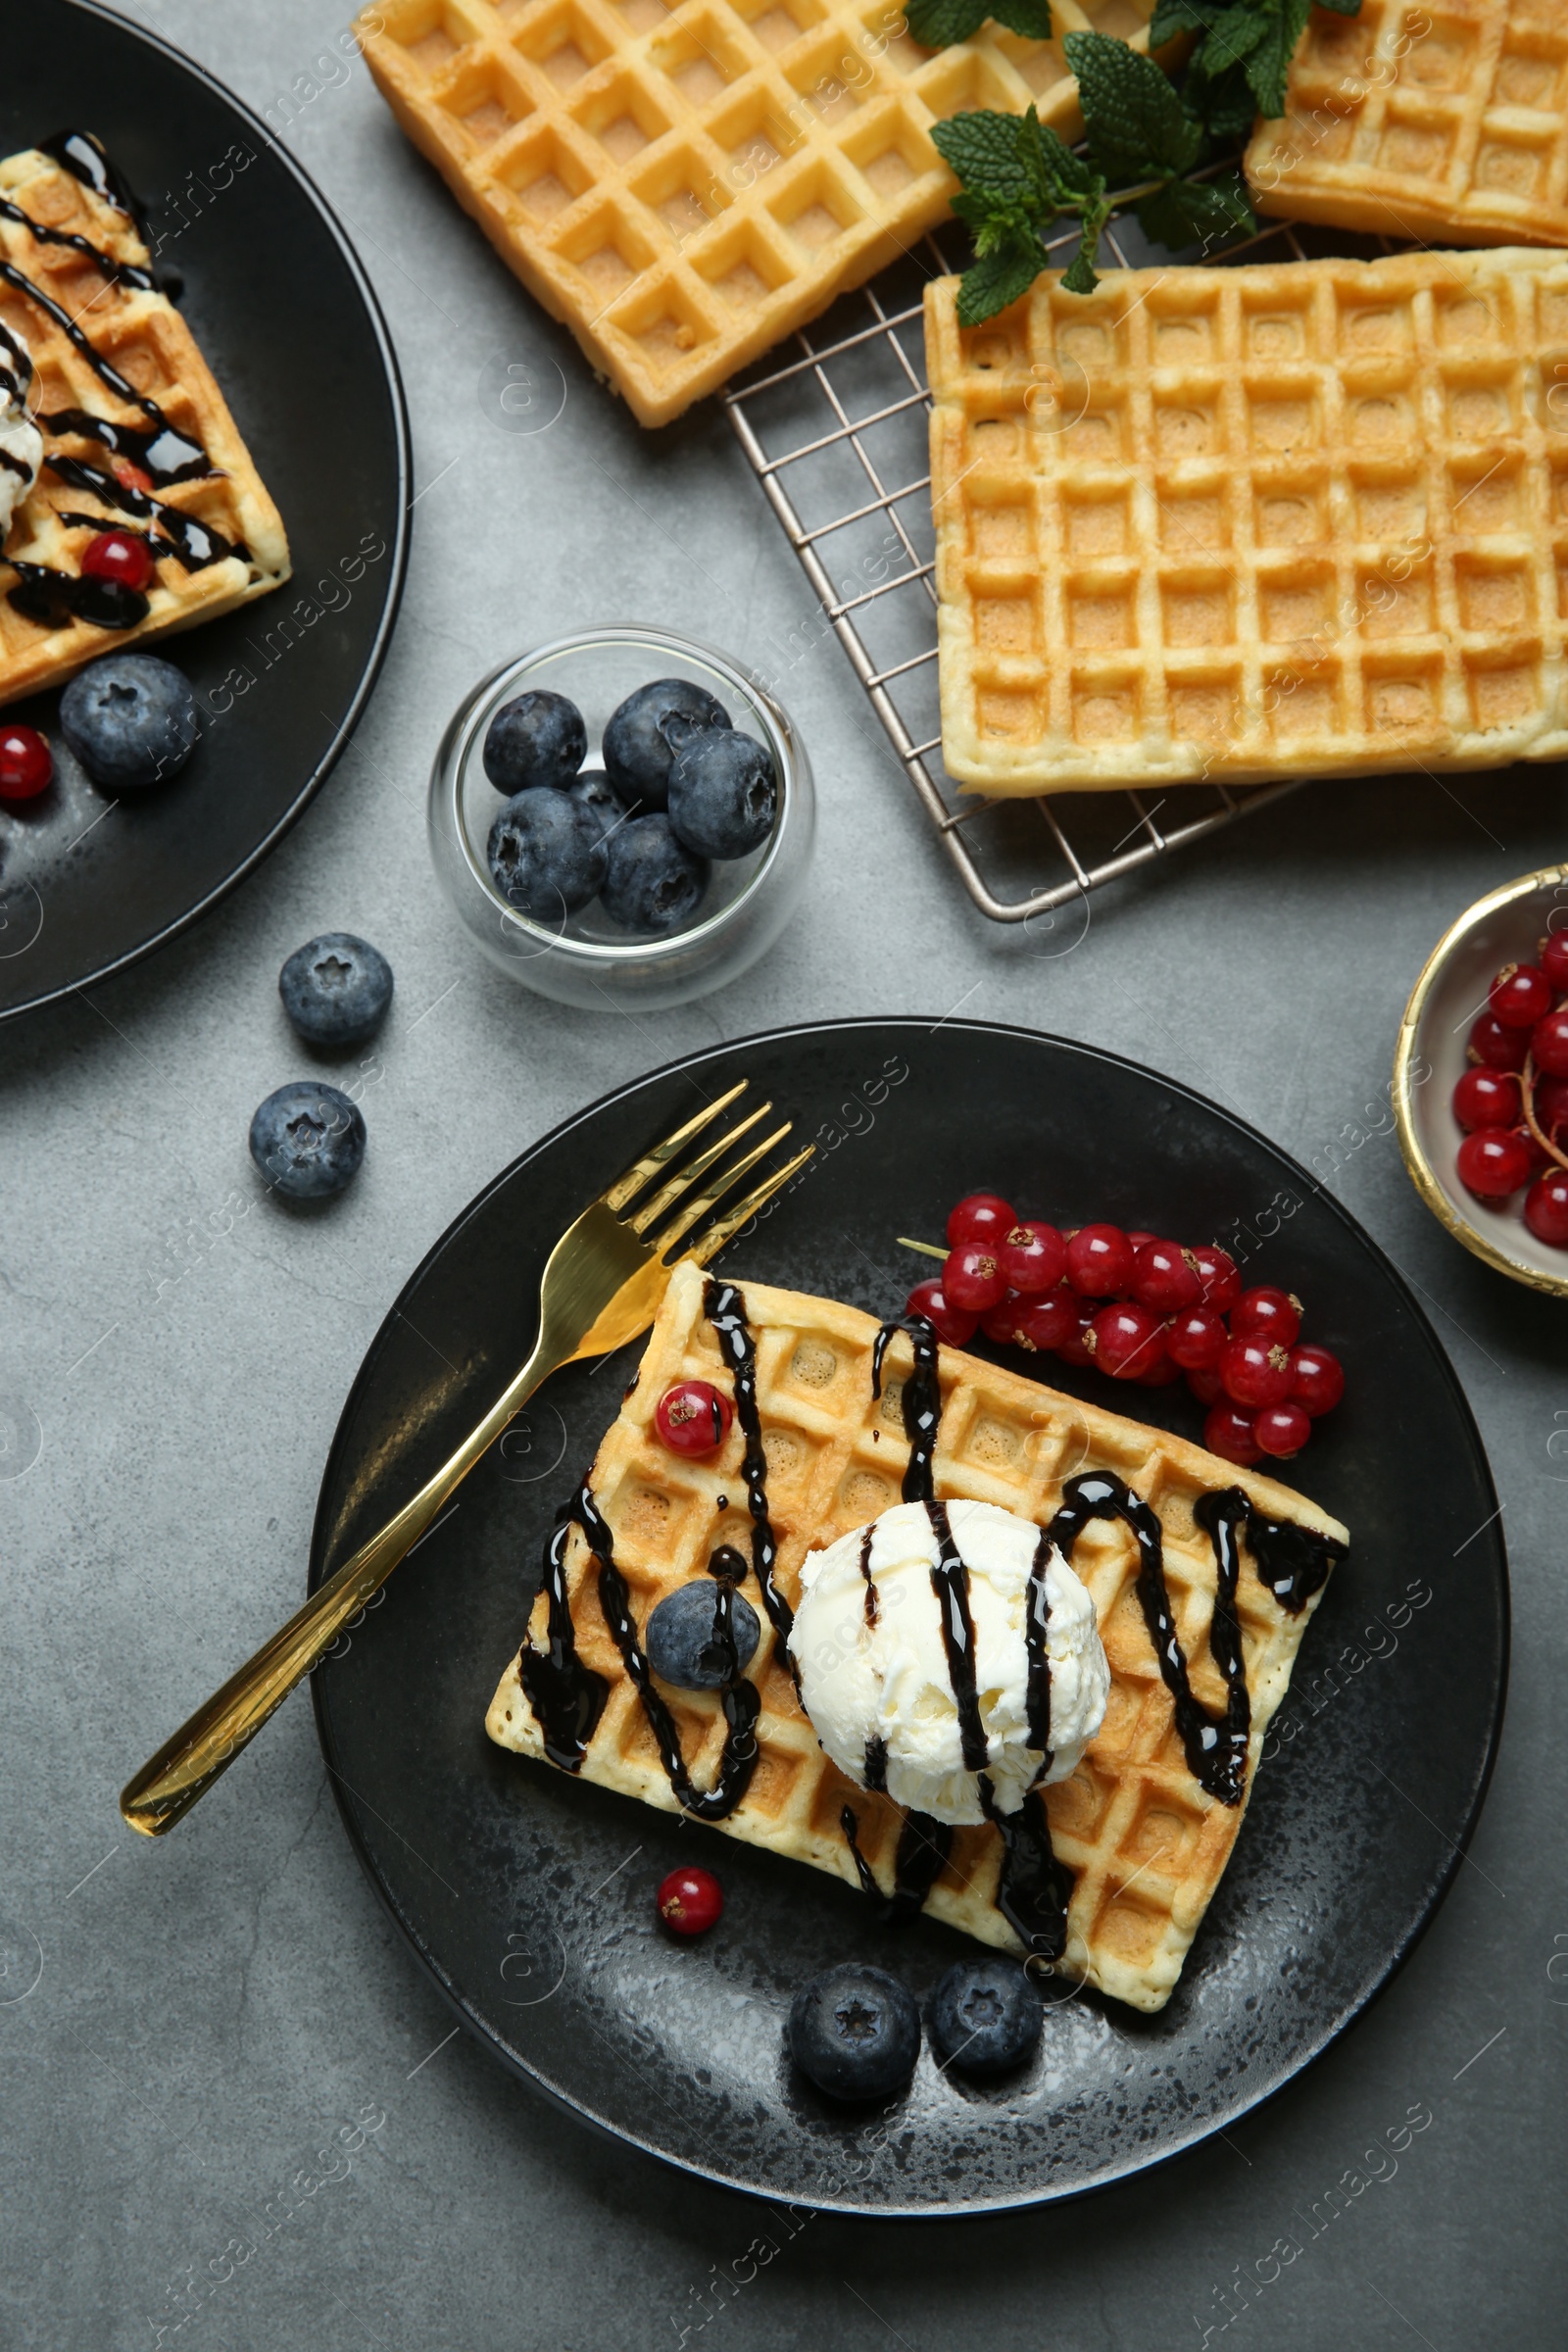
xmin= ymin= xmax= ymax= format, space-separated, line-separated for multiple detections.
xmin=724 ymin=211 xmax=1328 ymax=926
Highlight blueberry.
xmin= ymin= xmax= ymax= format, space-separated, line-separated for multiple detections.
xmin=248 ymin=1081 xmax=366 ymax=1201
xmin=600 ymin=814 xmax=708 ymax=935
xmin=667 ymin=728 xmax=777 ymax=859
xmin=567 ymin=766 xmax=621 ymax=842
xmin=645 ymin=1579 xmax=761 ymax=1690
xmin=927 ymin=1957 xmax=1043 ymax=2080
xmin=59 ymin=653 xmax=198 ymax=788
xmin=603 ymin=678 xmax=730 ymax=813
xmin=487 ymin=787 xmax=607 ymax=922
xmin=788 ymin=1964 xmax=921 ymax=2102
xmin=278 ymin=932 xmax=393 ymax=1049
xmin=482 ymin=688 xmax=586 ymax=793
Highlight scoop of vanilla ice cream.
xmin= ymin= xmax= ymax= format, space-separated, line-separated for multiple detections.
xmin=0 ymin=327 xmax=42 ymax=545
xmin=793 ymin=1498 xmax=1109 ymax=1827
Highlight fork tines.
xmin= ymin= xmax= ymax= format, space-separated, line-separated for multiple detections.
xmin=604 ymin=1081 xmax=811 ymax=1267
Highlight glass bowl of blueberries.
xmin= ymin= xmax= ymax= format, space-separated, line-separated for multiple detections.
xmin=427 ymin=626 xmax=813 ymax=1009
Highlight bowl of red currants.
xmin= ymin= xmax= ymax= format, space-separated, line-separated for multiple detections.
xmin=1394 ymin=863 xmax=1568 ymax=1298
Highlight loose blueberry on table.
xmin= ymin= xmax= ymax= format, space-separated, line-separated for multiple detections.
xmin=60 ymin=653 xmax=198 ymax=789
xmin=657 ymin=1866 xmax=724 ymax=1937
xmin=788 ymin=1964 xmax=921 ymax=2101
xmin=248 ymin=1082 xmax=367 ymax=1201
xmin=927 ymin=1957 xmax=1044 ymax=2080
xmin=1451 ymin=949 xmax=1568 ymax=1250
xmin=278 ymin=933 xmax=393 ymax=1049
xmin=906 ymin=1190 xmax=1346 ymax=1467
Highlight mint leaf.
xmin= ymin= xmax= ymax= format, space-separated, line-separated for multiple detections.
xmin=932 ymin=110 xmax=1035 ymax=202
xmin=1200 ymin=5 xmax=1270 ymax=75
xmin=987 ymin=0 xmax=1054 ymax=36
xmin=956 ymin=237 xmax=1051 ymax=325
xmin=1061 ymin=206 xmax=1107 ymax=294
xmin=1245 ymin=0 xmax=1313 ymax=113
xmin=906 ymin=0 xmax=991 ymax=47
xmin=1136 ymin=171 xmax=1254 ymax=253
xmin=1148 ymin=0 xmax=1210 ymax=43
xmin=1065 ymin=28 xmax=1201 ymax=182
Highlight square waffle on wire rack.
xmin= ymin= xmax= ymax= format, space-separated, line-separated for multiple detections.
xmin=0 ymin=147 xmax=289 ymax=707
xmin=1248 ymin=1 xmax=1568 ymax=250
xmin=355 ymin=0 xmax=1162 ymax=427
xmin=487 ymin=1261 xmax=1348 ymax=2012
xmin=925 ymin=244 xmax=1568 ymax=794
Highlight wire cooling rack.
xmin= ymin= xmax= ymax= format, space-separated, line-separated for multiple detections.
xmin=724 ymin=211 xmax=1328 ymax=927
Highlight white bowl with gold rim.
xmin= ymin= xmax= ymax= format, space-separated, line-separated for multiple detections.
xmin=1393 ymin=862 xmax=1568 ymax=1298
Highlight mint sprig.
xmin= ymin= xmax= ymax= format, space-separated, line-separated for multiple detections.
xmin=906 ymin=0 xmax=1051 ymax=49
xmin=937 ymin=2 xmax=1359 ymax=324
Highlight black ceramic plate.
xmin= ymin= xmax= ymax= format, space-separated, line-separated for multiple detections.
xmin=0 ymin=0 xmax=409 ymax=1020
xmin=310 ymin=1021 xmax=1507 ymax=2216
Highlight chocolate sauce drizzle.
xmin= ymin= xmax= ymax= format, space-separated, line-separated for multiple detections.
xmin=840 ymin=1803 xmax=954 ymax=1923
xmin=0 ymin=193 xmax=154 ymax=291
xmin=857 ymin=1522 xmax=878 ymax=1626
xmin=516 ymin=1496 xmax=609 ymax=1773
xmin=50 ymin=457 xmax=242 ymax=567
xmin=42 ymin=407 xmax=213 ymax=491
xmin=871 ymin=1310 xmax=941 ymax=1502
xmin=40 ymin=132 xmax=139 ymax=220
xmin=1023 ymin=1524 xmax=1055 ymax=1762
xmin=704 ymin=1279 xmax=792 ymax=1651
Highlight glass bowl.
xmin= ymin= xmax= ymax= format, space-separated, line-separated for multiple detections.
xmin=1393 ymin=861 xmax=1568 ymax=1298
xmin=427 ymin=627 xmax=813 ymax=1010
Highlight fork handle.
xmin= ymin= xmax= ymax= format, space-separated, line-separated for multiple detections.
xmin=119 ymin=1329 xmax=565 ymax=1838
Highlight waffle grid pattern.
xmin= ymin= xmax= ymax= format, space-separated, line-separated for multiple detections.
xmin=1248 ymin=1 xmax=1568 ymax=250
xmin=0 ymin=150 xmax=290 ymax=707
xmin=926 ymin=246 xmax=1568 ymax=794
xmin=487 ymin=1262 xmax=1347 ymax=2012
xmin=357 ymin=0 xmax=1158 ymax=426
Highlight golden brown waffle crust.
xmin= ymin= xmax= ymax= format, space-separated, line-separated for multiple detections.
xmin=355 ymin=0 xmax=1161 ymax=428
xmin=0 ymin=148 xmax=289 ymax=706
xmin=1248 ymin=3 xmax=1568 ymax=251
xmin=926 ymin=247 xmax=1568 ymax=796
xmin=487 ymin=1260 xmax=1348 ymax=2013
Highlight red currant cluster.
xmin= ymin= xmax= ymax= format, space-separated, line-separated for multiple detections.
xmin=907 ymin=1193 xmax=1345 ymax=1469
xmin=1452 ymin=935 xmax=1568 ymax=1248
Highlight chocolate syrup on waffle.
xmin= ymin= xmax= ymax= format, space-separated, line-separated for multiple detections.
xmin=515 ymin=1494 xmax=609 ymax=1773
xmin=979 ymin=1780 xmax=1072 ymax=1961
xmin=858 ymin=1522 xmax=878 ymax=1625
xmin=41 ymin=408 xmax=212 ymax=490
xmin=839 ymin=1804 xmax=954 ymax=1921
xmin=704 ymin=1280 xmax=792 ymax=1651
xmin=50 ymin=457 xmax=242 ymax=567
xmin=39 ymin=131 xmax=139 ymax=220
xmin=0 ymin=192 xmax=153 ymax=291
xmin=1024 ymin=1523 xmax=1055 ymax=1760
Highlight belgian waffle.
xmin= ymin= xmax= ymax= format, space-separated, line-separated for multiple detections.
xmin=1248 ymin=1 xmax=1568 ymax=250
xmin=356 ymin=0 xmax=1162 ymax=428
xmin=487 ymin=1262 xmax=1348 ymax=2013
xmin=925 ymin=246 xmax=1568 ymax=795
xmin=0 ymin=144 xmax=289 ymax=709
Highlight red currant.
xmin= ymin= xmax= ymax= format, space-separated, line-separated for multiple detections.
xmin=1086 ymin=1301 xmax=1165 ymax=1379
xmin=80 ymin=528 xmax=154 ymax=592
xmin=1187 ymin=1365 xmax=1226 ymax=1406
xmin=998 ymin=1218 xmax=1065 ymax=1296
xmin=990 ymin=1286 xmax=1081 ymax=1352
xmin=1131 ymin=1352 xmax=1183 ymax=1388
xmin=1541 ymin=931 xmax=1568 ymax=992
xmin=657 ymin=1865 xmax=723 ymax=1936
xmin=1455 ymin=1126 xmax=1532 ymax=1200
xmin=944 ymin=1241 xmax=1006 ymax=1313
xmin=1514 ymin=1124 xmax=1551 ymax=1177
xmin=0 ymin=723 xmax=53 ymax=801
xmin=112 ymin=458 xmax=154 ymax=495
xmin=1204 ymin=1402 xmax=1264 ymax=1466
xmin=1253 ymin=1402 xmax=1311 ymax=1459
xmin=1230 ymin=1286 xmax=1302 ymax=1348
xmin=1123 ymin=1230 xmax=1157 ymax=1250
xmin=1220 ymin=1334 xmax=1293 ymax=1408
xmin=1535 ymin=1073 xmax=1568 ymax=1139
xmin=1524 ymin=1168 xmax=1568 ymax=1247
xmin=1468 ymin=1012 xmax=1530 ymax=1071
xmin=656 ymin=1380 xmax=733 ymax=1455
xmin=1053 ymin=1297 xmax=1097 ymax=1365
xmin=1530 ymin=1005 xmax=1568 ymax=1077
xmin=1130 ymin=1238 xmax=1200 ymax=1312
xmin=1489 ymin=962 xmax=1552 ymax=1029
xmin=1065 ymin=1222 xmax=1133 ymax=1298
xmin=1189 ymin=1243 xmax=1242 ymax=1312
xmin=1453 ymin=1067 xmax=1521 ymax=1131
xmin=1289 ymin=1343 xmax=1345 ymax=1417
xmin=946 ymin=1192 xmax=1015 ymax=1248
xmin=906 ymin=1278 xmax=978 ymax=1347
xmin=1166 ymin=1305 xmax=1227 ymax=1370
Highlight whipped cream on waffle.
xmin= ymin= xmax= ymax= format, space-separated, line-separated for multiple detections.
xmin=0 ymin=322 xmax=41 ymax=545
xmin=795 ymin=1499 xmax=1109 ymax=1828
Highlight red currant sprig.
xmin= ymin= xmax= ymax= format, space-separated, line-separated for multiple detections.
xmin=902 ymin=1193 xmax=1346 ymax=1466
xmin=1453 ymin=949 xmax=1568 ymax=1250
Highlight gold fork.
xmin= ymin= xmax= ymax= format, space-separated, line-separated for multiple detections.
xmin=120 ymin=1082 xmax=809 ymax=1838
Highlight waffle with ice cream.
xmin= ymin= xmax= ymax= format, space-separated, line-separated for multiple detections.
xmin=926 ymin=245 xmax=1568 ymax=795
xmin=1248 ymin=1 xmax=1568 ymax=251
xmin=486 ymin=1260 xmax=1348 ymax=2013
xmin=0 ymin=137 xmax=289 ymax=709
xmin=355 ymin=0 xmax=1163 ymax=428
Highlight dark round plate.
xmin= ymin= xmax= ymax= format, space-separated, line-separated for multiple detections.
xmin=0 ymin=0 xmax=409 ymax=1021
xmin=309 ymin=1020 xmax=1508 ymax=2216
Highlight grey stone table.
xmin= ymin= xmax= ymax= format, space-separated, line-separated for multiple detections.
xmin=3 ymin=5 xmax=1564 ymax=2346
